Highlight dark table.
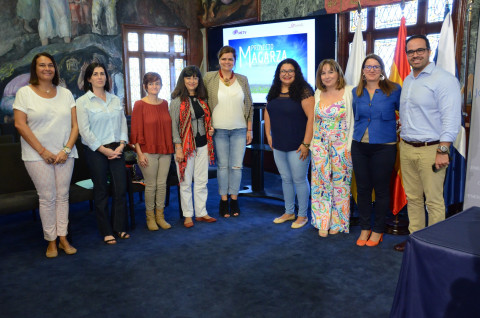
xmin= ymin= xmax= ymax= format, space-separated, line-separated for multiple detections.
xmin=390 ymin=206 xmax=480 ymax=318
xmin=239 ymin=104 xmax=283 ymax=201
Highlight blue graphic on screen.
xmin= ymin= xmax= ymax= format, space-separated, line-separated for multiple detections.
xmin=228 ymin=33 xmax=308 ymax=97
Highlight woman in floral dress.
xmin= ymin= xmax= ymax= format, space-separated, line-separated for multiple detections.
xmin=311 ymin=59 xmax=354 ymax=237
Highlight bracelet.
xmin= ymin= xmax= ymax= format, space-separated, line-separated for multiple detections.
xmin=38 ymin=147 xmax=45 ymax=155
xmin=302 ymin=143 xmax=310 ymax=149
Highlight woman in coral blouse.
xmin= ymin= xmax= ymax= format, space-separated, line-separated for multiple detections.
xmin=130 ymin=72 xmax=174 ymax=231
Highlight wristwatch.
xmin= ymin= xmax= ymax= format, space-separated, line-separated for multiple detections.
xmin=437 ymin=145 xmax=450 ymax=155
xmin=62 ymin=146 xmax=71 ymax=155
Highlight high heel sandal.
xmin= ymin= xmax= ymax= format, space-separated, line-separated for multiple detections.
xmin=366 ymin=233 xmax=383 ymax=247
xmin=219 ymin=199 xmax=230 ymax=218
xmin=356 ymin=230 xmax=372 ymax=247
xmin=116 ymin=232 xmax=130 ymax=239
xmin=318 ymin=229 xmax=328 ymax=237
xmin=230 ymin=199 xmax=240 ymax=217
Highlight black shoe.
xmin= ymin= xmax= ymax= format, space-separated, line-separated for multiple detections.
xmin=219 ymin=199 xmax=230 ymax=217
xmin=230 ymin=199 xmax=240 ymax=217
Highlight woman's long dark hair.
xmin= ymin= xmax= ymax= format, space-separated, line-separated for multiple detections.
xmin=83 ymin=62 xmax=110 ymax=93
xmin=266 ymin=58 xmax=313 ymax=102
xmin=171 ymin=66 xmax=207 ymax=101
xmin=29 ymin=52 xmax=60 ymax=86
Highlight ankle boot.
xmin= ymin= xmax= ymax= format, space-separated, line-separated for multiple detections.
xmin=230 ymin=199 xmax=240 ymax=216
xmin=146 ymin=210 xmax=159 ymax=231
xmin=219 ymin=199 xmax=230 ymax=217
xmin=156 ymin=208 xmax=171 ymax=229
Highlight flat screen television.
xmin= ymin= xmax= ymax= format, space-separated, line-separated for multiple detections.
xmin=207 ymin=15 xmax=337 ymax=104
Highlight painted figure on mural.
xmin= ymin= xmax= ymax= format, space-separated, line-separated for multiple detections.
xmin=38 ymin=0 xmax=71 ymax=46
xmin=69 ymin=0 xmax=92 ymax=38
xmin=202 ymin=0 xmax=218 ymax=21
xmin=16 ymin=0 xmax=40 ymax=33
xmin=199 ymin=0 xmax=256 ymax=26
xmin=0 ymin=74 xmax=31 ymax=118
xmin=91 ymin=0 xmax=118 ymax=35
xmin=108 ymin=58 xmax=124 ymax=106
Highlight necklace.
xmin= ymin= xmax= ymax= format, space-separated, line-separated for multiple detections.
xmin=219 ymin=70 xmax=234 ymax=86
xmin=38 ymin=84 xmax=53 ymax=94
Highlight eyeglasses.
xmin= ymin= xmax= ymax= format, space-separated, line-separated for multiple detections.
xmin=363 ymin=65 xmax=381 ymax=71
xmin=280 ymin=70 xmax=295 ymax=74
xmin=406 ymin=48 xmax=428 ymax=56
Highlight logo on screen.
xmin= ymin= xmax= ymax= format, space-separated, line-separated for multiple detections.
xmin=288 ymin=23 xmax=304 ymax=28
xmin=233 ymin=30 xmax=246 ymax=35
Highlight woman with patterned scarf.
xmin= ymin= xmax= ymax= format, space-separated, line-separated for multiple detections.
xmin=170 ymin=66 xmax=216 ymax=228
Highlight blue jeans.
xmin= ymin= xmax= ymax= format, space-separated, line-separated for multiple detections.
xmin=273 ymin=149 xmax=311 ymax=217
xmin=214 ymin=128 xmax=247 ymax=196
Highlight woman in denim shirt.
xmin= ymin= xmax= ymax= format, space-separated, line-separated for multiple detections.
xmin=76 ymin=62 xmax=129 ymax=245
xmin=352 ymin=54 xmax=401 ymax=247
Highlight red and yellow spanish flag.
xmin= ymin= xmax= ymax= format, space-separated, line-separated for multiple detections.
xmin=388 ymin=16 xmax=410 ymax=215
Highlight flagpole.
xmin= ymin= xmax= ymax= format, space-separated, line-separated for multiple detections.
xmin=398 ymin=0 xmax=407 ymax=236
xmin=385 ymin=0 xmax=410 ymax=236
xmin=463 ymin=0 xmax=474 ymax=126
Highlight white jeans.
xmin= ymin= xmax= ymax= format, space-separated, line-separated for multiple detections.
xmin=176 ymin=145 xmax=208 ymax=218
xmin=24 ymin=158 xmax=74 ymax=241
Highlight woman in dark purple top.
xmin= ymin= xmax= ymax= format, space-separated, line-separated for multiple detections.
xmin=264 ymin=58 xmax=314 ymax=229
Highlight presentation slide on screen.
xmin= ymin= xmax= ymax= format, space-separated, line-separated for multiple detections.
xmin=223 ymin=19 xmax=315 ymax=104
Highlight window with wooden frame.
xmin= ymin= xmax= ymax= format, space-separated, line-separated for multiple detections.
xmin=338 ymin=0 xmax=460 ymax=77
xmin=121 ymin=25 xmax=189 ymax=114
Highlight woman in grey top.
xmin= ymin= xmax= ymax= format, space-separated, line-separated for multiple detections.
xmin=204 ymin=46 xmax=253 ymax=217
xmin=170 ymin=66 xmax=216 ymax=228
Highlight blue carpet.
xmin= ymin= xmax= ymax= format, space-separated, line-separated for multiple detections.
xmin=0 ymin=169 xmax=406 ymax=318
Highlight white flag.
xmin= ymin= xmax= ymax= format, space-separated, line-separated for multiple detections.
xmin=464 ymin=12 xmax=480 ymax=209
xmin=436 ymin=12 xmax=456 ymax=76
xmin=344 ymin=12 xmax=365 ymax=86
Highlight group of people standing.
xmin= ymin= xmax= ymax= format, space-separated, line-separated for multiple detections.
xmin=14 ymin=33 xmax=460 ymax=258
xmin=13 ymin=45 xmax=253 ymax=257
xmin=14 ymin=52 xmax=132 ymax=255
xmin=265 ymin=34 xmax=460 ymax=251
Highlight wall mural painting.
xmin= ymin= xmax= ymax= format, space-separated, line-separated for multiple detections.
xmin=199 ymin=0 xmax=259 ymax=27
xmin=0 ymin=0 xmax=259 ymax=124
xmin=0 ymin=0 xmax=124 ymax=123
